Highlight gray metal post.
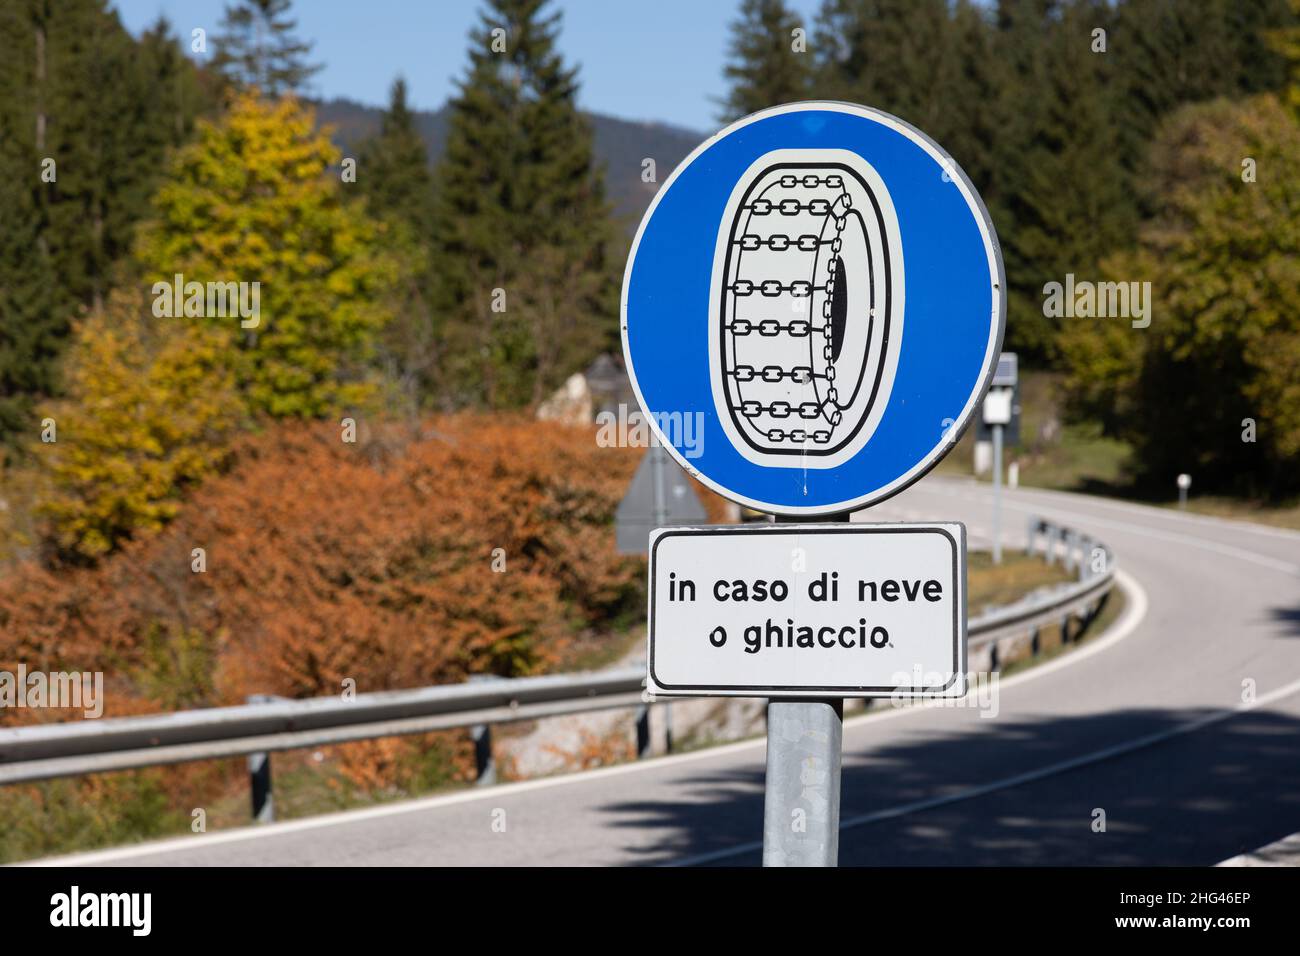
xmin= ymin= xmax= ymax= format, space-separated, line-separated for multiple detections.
xmin=651 ymin=441 xmax=667 ymax=530
xmin=763 ymin=512 xmax=848 ymax=867
xmin=762 ymin=698 xmax=843 ymax=866
xmin=468 ymin=675 xmax=497 ymax=785
xmin=991 ymin=422 xmax=1003 ymax=564
xmin=248 ymin=750 xmax=273 ymax=823
xmin=246 ymin=694 xmax=275 ymax=823
xmin=635 ymin=703 xmax=652 ymax=758
xmin=471 ymin=721 xmax=495 ymax=785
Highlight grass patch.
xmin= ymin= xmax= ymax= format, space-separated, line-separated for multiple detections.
xmin=1154 ymin=496 xmax=1300 ymax=532
xmin=967 ymin=549 xmax=1074 ymax=616
xmin=938 ymin=370 xmax=1300 ymax=532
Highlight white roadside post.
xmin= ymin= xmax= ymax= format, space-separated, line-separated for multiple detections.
xmin=621 ymin=101 xmax=1005 ymax=867
xmin=983 ymin=389 xmax=1013 ymax=564
xmin=1177 ymin=473 xmax=1191 ymax=510
xmin=981 ymin=353 xmax=1018 ymax=564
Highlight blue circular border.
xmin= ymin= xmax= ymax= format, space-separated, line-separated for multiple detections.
xmin=622 ymin=103 xmax=1004 ymax=514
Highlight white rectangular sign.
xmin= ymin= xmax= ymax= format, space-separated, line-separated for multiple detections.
xmin=647 ymin=523 xmax=967 ymax=699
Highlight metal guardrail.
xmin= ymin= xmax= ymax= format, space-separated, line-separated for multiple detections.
xmin=0 ymin=517 xmax=1114 ymax=805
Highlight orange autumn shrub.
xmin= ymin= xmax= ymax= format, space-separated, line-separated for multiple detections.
xmin=0 ymin=413 xmax=737 ymax=813
xmin=0 ymin=414 xmax=646 ymax=710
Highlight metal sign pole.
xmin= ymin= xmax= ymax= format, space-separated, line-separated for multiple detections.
xmin=762 ymin=512 xmax=849 ymax=867
xmin=652 ymin=441 xmax=667 ymax=530
xmin=992 ymin=422 xmax=1003 ymax=564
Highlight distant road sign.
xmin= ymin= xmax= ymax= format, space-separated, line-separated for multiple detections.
xmin=647 ymin=523 xmax=967 ymax=698
xmin=978 ymin=351 xmax=1020 ymax=445
xmin=615 ymin=443 xmax=708 ymax=554
xmin=623 ymin=101 xmax=1005 ymax=516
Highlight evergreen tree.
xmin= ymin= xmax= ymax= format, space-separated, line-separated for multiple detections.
xmin=358 ymin=77 xmax=435 ymax=234
xmin=432 ymin=0 xmax=615 ymax=408
xmin=212 ymin=0 xmax=321 ymax=96
xmin=929 ymin=0 xmax=1002 ymax=194
xmin=812 ymin=0 xmax=953 ymax=129
xmin=0 ymin=3 xmax=205 ymax=453
xmin=721 ymin=0 xmax=812 ymax=121
xmin=1003 ymin=0 xmax=1129 ymax=359
xmin=357 ymin=76 xmax=440 ymax=415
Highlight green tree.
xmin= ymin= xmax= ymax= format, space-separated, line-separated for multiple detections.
xmin=812 ymin=0 xmax=953 ymax=128
xmin=1061 ymin=95 xmax=1300 ymax=496
xmin=135 ymin=92 xmax=401 ymax=418
xmin=1002 ymin=0 xmax=1129 ymax=359
xmin=40 ymin=289 xmax=240 ymax=561
xmin=357 ymin=76 xmax=441 ymax=415
xmin=432 ymin=0 xmax=615 ymax=408
xmin=721 ymin=0 xmax=812 ymax=121
xmin=358 ymin=76 xmax=434 ymax=233
xmin=0 ymin=4 xmax=207 ymax=453
xmin=212 ymin=0 xmax=321 ymax=96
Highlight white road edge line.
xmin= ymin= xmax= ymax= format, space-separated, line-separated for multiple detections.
xmin=19 ymin=569 xmax=1147 ymax=868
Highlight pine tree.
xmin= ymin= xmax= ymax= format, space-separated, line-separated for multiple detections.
xmin=721 ymin=0 xmax=812 ymax=121
xmin=357 ymin=76 xmax=440 ymax=415
xmin=812 ymin=0 xmax=953 ymax=128
xmin=0 ymin=3 xmax=205 ymax=453
xmin=432 ymin=0 xmax=615 ymax=408
xmin=212 ymin=0 xmax=321 ymax=96
xmin=358 ymin=77 xmax=435 ymax=234
xmin=1004 ymin=1 xmax=1129 ymax=359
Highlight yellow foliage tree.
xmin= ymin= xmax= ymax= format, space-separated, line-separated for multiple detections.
xmin=134 ymin=91 xmax=400 ymax=418
xmin=41 ymin=290 xmax=240 ymax=560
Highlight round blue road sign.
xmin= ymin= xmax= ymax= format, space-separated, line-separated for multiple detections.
xmin=622 ymin=101 xmax=1005 ymax=516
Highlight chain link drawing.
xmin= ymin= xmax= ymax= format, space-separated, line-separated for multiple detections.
xmin=709 ymin=149 xmax=905 ymax=469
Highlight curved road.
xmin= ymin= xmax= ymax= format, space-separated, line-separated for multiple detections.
xmin=32 ymin=478 xmax=1300 ymax=867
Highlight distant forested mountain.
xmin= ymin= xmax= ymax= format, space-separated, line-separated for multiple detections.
xmin=312 ymin=96 xmax=703 ymax=231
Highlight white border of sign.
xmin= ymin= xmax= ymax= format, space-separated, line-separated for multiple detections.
xmin=621 ymin=100 xmax=1006 ymax=516
xmin=646 ymin=522 xmax=968 ymax=699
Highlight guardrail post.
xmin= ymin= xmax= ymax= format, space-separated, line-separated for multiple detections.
xmin=636 ymin=703 xmax=652 ymax=759
xmin=471 ymin=722 xmax=495 ymax=785
xmin=246 ymin=694 xmax=277 ymax=823
xmin=1042 ymin=524 xmax=1057 ymax=565
xmin=1060 ymin=613 xmax=1072 ymax=647
xmin=468 ymin=675 xmax=498 ymax=786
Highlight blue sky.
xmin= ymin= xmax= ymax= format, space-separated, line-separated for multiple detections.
xmin=113 ymin=0 xmax=824 ymax=132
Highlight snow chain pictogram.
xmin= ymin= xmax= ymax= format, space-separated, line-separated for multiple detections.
xmin=709 ymin=150 xmax=905 ymax=469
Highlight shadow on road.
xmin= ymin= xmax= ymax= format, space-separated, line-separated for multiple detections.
xmin=597 ymin=705 xmax=1300 ymax=866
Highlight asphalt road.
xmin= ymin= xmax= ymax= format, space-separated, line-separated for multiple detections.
xmin=32 ymin=478 xmax=1300 ymax=867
